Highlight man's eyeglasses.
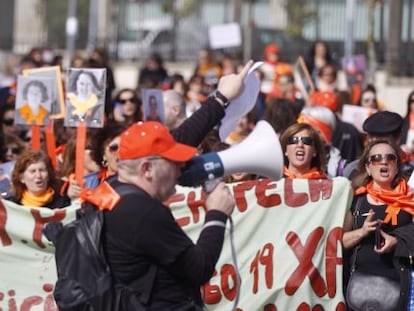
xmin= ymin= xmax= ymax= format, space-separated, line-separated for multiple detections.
xmin=119 ymin=97 xmax=137 ymax=105
xmin=1 ymin=146 xmax=21 ymax=155
xmin=287 ymin=136 xmax=314 ymax=146
xmin=367 ymin=153 xmax=397 ymax=165
xmin=108 ymin=144 xmax=119 ymax=153
xmin=2 ymin=118 xmax=14 ymax=126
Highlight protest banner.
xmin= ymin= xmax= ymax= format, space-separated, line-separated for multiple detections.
xmin=0 ymin=177 xmax=352 ymax=310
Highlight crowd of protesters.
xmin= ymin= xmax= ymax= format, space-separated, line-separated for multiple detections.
xmin=1 ymin=41 xmax=414 ymax=310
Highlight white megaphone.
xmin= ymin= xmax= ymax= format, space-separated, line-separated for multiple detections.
xmin=179 ymin=120 xmax=284 ymax=189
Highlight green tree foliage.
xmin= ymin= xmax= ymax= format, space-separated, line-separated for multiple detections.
xmin=161 ymin=0 xmax=199 ymax=18
xmin=43 ymin=0 xmax=90 ymax=49
xmin=284 ymin=1 xmax=316 ymax=36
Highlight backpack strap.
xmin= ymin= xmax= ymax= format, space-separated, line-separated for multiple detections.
xmin=350 ymin=195 xmax=364 ymax=272
xmin=107 ymin=182 xmax=158 ymax=305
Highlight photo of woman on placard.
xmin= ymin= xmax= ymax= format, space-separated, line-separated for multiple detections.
xmin=65 ymin=68 xmax=106 ymax=128
xmin=15 ymin=77 xmax=52 ymax=126
xmin=142 ymin=88 xmax=165 ymax=124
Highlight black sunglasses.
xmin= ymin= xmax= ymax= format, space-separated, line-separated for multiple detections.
xmin=119 ymin=97 xmax=138 ymax=104
xmin=367 ymin=153 xmax=397 ymax=165
xmin=287 ymin=136 xmax=314 ymax=146
xmin=2 ymin=118 xmax=14 ymax=126
xmin=1 ymin=146 xmax=21 ymax=155
xmin=108 ymin=144 xmax=119 ymax=153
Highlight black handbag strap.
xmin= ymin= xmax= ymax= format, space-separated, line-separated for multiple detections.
xmin=350 ymin=195 xmax=363 ymax=272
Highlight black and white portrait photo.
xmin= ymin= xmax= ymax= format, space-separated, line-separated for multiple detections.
xmin=14 ymin=75 xmax=53 ymax=126
xmin=65 ymin=68 xmax=107 ymax=128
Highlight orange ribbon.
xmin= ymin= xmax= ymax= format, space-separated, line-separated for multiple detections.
xmin=283 ymin=167 xmax=327 ymax=179
xmin=355 ymin=179 xmax=414 ymax=224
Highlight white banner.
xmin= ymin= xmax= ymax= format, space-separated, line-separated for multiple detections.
xmin=0 ymin=177 xmax=352 ymax=310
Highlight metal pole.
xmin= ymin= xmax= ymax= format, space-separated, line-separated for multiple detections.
xmin=407 ymin=0 xmax=413 ymax=75
xmin=345 ymin=0 xmax=355 ymax=60
xmin=87 ymin=0 xmax=99 ymax=51
xmin=315 ymin=0 xmax=320 ymax=39
xmin=66 ymin=0 xmax=78 ymax=69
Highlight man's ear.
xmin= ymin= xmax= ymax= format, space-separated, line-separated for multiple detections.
xmin=140 ymin=159 xmax=154 ymax=178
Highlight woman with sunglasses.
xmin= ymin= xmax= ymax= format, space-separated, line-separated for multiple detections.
xmin=1 ymin=134 xmax=26 ymax=162
xmin=279 ymin=122 xmax=327 ymax=179
xmin=88 ymin=122 xmax=128 ymax=184
xmin=0 ymin=104 xmax=22 ymax=138
xmin=342 ymin=139 xmax=414 ymax=310
xmin=111 ymin=88 xmax=143 ymax=125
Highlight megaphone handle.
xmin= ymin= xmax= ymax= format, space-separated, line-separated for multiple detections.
xmin=203 ymin=178 xmax=222 ymax=193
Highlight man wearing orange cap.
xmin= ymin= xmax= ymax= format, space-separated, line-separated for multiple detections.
xmin=102 ymin=121 xmax=234 ymax=309
xmin=100 ymin=61 xmax=254 ymax=309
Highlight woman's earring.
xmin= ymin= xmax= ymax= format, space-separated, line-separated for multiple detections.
xmin=101 ymin=159 xmax=108 ymax=168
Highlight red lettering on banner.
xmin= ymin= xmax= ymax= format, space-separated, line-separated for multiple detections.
xmin=325 ymin=227 xmax=343 ymax=297
xmin=284 ymin=179 xmax=308 ymax=207
xmin=0 ymin=284 xmax=58 ymax=311
xmin=7 ymin=290 xmax=17 ymax=311
xmin=232 ymin=180 xmax=257 ymax=212
xmin=250 ymin=249 xmax=260 ymax=294
xmin=220 ymin=264 xmax=238 ymax=301
xmin=256 ymin=179 xmax=281 ymax=208
xmin=31 ymin=209 xmax=66 ymax=248
xmin=166 ymin=193 xmax=189 ymax=226
xmin=186 ymin=190 xmax=207 ymax=224
xmin=260 ymin=243 xmax=274 ymax=289
xmin=250 ymin=243 xmax=274 ymax=293
xmin=264 ymin=304 xmax=277 ymax=311
xmin=308 ymin=180 xmax=333 ymax=202
xmin=21 ymin=296 xmax=42 ymax=309
xmin=285 ymin=227 xmax=327 ymax=297
xmin=297 ymin=302 xmax=310 ymax=311
xmin=0 ymin=200 xmax=12 ymax=247
xmin=203 ymin=270 xmax=222 ymax=304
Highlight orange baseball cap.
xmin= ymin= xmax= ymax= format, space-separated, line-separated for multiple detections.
xmin=118 ymin=122 xmax=197 ymax=161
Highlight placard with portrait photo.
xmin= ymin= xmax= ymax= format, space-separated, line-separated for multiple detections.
xmin=0 ymin=161 xmax=14 ymax=199
xmin=14 ymin=75 xmax=53 ymax=126
xmin=23 ymin=66 xmax=65 ymax=119
xmin=342 ymin=54 xmax=366 ymax=89
xmin=294 ymin=56 xmax=315 ymax=99
xmin=141 ymin=88 xmax=165 ymax=124
xmin=64 ymin=68 xmax=107 ymax=128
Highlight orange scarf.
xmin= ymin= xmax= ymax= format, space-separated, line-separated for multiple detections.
xmin=21 ymin=187 xmax=55 ymax=207
xmin=284 ymin=166 xmax=327 ymax=179
xmin=19 ymin=104 xmax=48 ymax=125
xmin=354 ymin=179 xmax=414 ymax=225
xmin=68 ymin=93 xmax=98 ymax=117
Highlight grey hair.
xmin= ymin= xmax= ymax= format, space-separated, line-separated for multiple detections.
xmin=301 ymin=106 xmax=337 ymax=131
xmin=163 ymin=90 xmax=186 ymax=118
xmin=117 ymin=158 xmax=143 ymax=175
